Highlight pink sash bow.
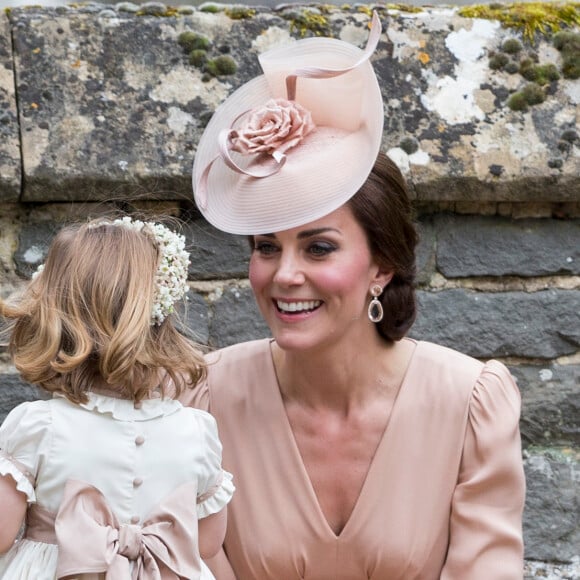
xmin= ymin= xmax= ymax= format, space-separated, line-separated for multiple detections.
xmin=55 ymin=479 xmax=200 ymax=580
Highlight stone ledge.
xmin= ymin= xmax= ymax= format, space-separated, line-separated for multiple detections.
xmin=1 ymin=3 xmax=578 ymax=202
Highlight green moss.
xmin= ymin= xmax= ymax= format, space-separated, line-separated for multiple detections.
xmin=357 ymin=5 xmax=373 ymax=17
xmin=505 ymin=61 xmax=521 ymax=74
xmin=502 ymin=38 xmax=524 ymax=53
xmin=385 ymin=3 xmax=424 ymax=13
xmin=507 ymin=91 xmax=529 ymax=111
xmin=399 ymin=137 xmax=419 ymax=155
xmin=521 ymin=82 xmax=546 ymax=103
xmin=205 ymin=55 xmax=238 ymax=77
xmin=561 ymin=129 xmax=578 ymax=142
xmin=189 ymin=49 xmax=207 ymax=67
xmin=178 ymin=32 xmax=211 ymax=53
xmin=489 ymin=53 xmax=510 ymax=70
xmin=553 ymin=31 xmax=580 ymax=79
xmin=224 ymin=7 xmax=256 ymax=20
xmin=458 ymin=2 xmax=580 ymax=41
xmin=288 ymin=10 xmax=332 ymax=38
xmin=520 ymin=61 xmax=560 ymax=83
xmin=199 ymin=4 xmax=221 ymax=13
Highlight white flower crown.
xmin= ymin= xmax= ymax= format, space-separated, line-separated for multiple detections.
xmin=33 ymin=217 xmax=191 ymax=325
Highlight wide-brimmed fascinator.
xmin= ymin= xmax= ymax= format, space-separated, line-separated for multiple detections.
xmin=192 ymin=12 xmax=384 ymax=235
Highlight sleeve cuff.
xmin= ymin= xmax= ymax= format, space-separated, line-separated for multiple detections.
xmin=196 ymin=470 xmax=235 ymax=519
xmin=0 ymin=454 xmax=36 ymax=502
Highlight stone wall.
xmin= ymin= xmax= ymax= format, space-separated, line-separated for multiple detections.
xmin=0 ymin=2 xmax=579 ymax=576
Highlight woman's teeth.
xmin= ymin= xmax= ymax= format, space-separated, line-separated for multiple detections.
xmin=276 ymin=300 xmax=321 ymax=313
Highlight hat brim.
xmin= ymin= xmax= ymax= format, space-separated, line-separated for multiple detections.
xmin=193 ymin=36 xmax=384 ymax=235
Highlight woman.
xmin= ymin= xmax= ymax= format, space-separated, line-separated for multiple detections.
xmin=184 ymin=12 xmax=525 ymax=579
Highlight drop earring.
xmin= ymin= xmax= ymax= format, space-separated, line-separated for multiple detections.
xmin=368 ymin=284 xmax=384 ymax=323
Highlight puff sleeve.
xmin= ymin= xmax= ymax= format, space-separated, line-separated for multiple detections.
xmin=0 ymin=401 xmax=52 ymax=503
xmin=441 ymin=360 xmax=526 ymax=579
xmin=193 ymin=411 xmax=235 ymax=519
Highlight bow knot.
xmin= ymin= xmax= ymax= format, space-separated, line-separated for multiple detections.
xmin=55 ymin=479 xmax=200 ymax=579
xmin=118 ymin=524 xmax=144 ymax=561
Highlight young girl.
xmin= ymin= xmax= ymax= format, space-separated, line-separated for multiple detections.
xmin=0 ymin=216 xmax=234 ymax=579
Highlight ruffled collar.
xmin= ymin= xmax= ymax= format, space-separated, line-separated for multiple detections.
xmin=54 ymin=392 xmax=183 ymax=421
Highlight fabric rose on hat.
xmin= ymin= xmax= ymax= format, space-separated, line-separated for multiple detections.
xmin=230 ymin=98 xmax=315 ymax=157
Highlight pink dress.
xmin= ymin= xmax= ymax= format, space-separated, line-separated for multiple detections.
xmin=0 ymin=392 xmax=235 ymax=579
xmin=183 ymin=338 xmax=525 ymax=580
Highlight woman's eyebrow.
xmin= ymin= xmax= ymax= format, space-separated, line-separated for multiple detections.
xmin=297 ymin=227 xmax=340 ymax=239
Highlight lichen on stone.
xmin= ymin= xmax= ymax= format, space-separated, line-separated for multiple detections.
xmin=224 ymin=7 xmax=256 ymax=20
xmin=287 ymin=10 xmax=332 ymax=38
xmin=458 ymin=2 xmax=580 ymax=41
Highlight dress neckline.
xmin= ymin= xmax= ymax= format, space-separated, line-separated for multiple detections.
xmin=265 ymin=337 xmax=420 ymax=539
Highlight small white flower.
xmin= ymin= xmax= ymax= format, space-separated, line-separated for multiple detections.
xmin=34 ymin=218 xmax=190 ymax=326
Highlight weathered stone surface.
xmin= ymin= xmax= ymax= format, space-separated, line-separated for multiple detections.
xmin=410 ymin=288 xmax=580 ymax=358
xmin=513 ymin=364 xmax=580 ymax=447
xmin=0 ymin=12 xmax=21 ymax=202
xmin=0 ymin=374 xmax=48 ymax=424
xmin=415 ymin=217 xmax=437 ymax=284
xmin=174 ymin=289 xmax=210 ymax=345
xmin=209 ymin=285 xmax=270 ymax=348
xmin=4 ymin=4 xmax=579 ymax=202
xmin=523 ymin=449 xmax=579 ymax=563
xmin=13 ymin=220 xmax=62 ymax=278
xmin=184 ymin=218 xmax=250 ymax=280
xmin=437 ymin=216 xmax=580 ymax=277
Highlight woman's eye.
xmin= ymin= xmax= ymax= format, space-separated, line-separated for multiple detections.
xmin=308 ymin=242 xmax=336 ymax=257
xmin=254 ymin=241 xmax=278 ymax=255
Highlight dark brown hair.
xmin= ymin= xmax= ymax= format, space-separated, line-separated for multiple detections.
xmin=347 ymin=152 xmax=419 ymax=342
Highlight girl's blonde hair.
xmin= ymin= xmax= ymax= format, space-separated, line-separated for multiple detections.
xmin=0 ymin=219 xmax=206 ymax=403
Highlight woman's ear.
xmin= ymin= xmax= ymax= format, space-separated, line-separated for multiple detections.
xmin=373 ymin=269 xmax=394 ymax=289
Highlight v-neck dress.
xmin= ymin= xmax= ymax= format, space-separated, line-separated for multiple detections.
xmin=182 ymin=338 xmax=525 ymax=580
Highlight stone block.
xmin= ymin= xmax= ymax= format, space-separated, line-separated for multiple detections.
xmin=0 ymin=374 xmax=48 ymax=424
xmin=209 ymin=285 xmax=270 ymax=348
xmin=415 ymin=217 xmax=436 ymax=285
xmin=411 ymin=288 xmax=580 ymax=359
xmin=512 ymin=364 xmax=580 ymax=448
xmin=3 ymin=5 xmax=578 ymax=202
xmin=0 ymin=12 xmax=21 ymax=202
xmin=523 ymin=449 xmax=579 ymax=563
xmin=184 ymin=218 xmax=250 ymax=281
xmin=436 ymin=216 xmax=580 ymax=277
xmin=13 ymin=220 xmax=59 ymax=278
xmin=174 ymin=289 xmax=210 ymax=345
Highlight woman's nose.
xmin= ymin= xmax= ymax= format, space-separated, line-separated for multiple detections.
xmin=273 ymin=252 xmax=305 ymax=286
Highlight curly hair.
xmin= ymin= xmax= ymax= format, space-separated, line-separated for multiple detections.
xmin=0 ymin=219 xmax=206 ymax=404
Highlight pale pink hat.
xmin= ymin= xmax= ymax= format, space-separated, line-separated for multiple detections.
xmin=192 ymin=12 xmax=384 ymax=235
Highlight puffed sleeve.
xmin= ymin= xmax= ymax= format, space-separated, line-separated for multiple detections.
xmin=441 ymin=360 xmax=525 ymax=580
xmin=0 ymin=401 xmax=52 ymax=503
xmin=193 ymin=410 xmax=235 ymax=519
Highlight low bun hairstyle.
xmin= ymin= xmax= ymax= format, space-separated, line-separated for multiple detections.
xmin=348 ymin=152 xmax=419 ymax=342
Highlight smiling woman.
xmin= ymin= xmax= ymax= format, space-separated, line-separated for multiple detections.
xmin=181 ymin=11 xmax=526 ymax=580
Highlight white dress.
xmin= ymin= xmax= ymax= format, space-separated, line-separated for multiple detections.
xmin=0 ymin=392 xmax=234 ymax=580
